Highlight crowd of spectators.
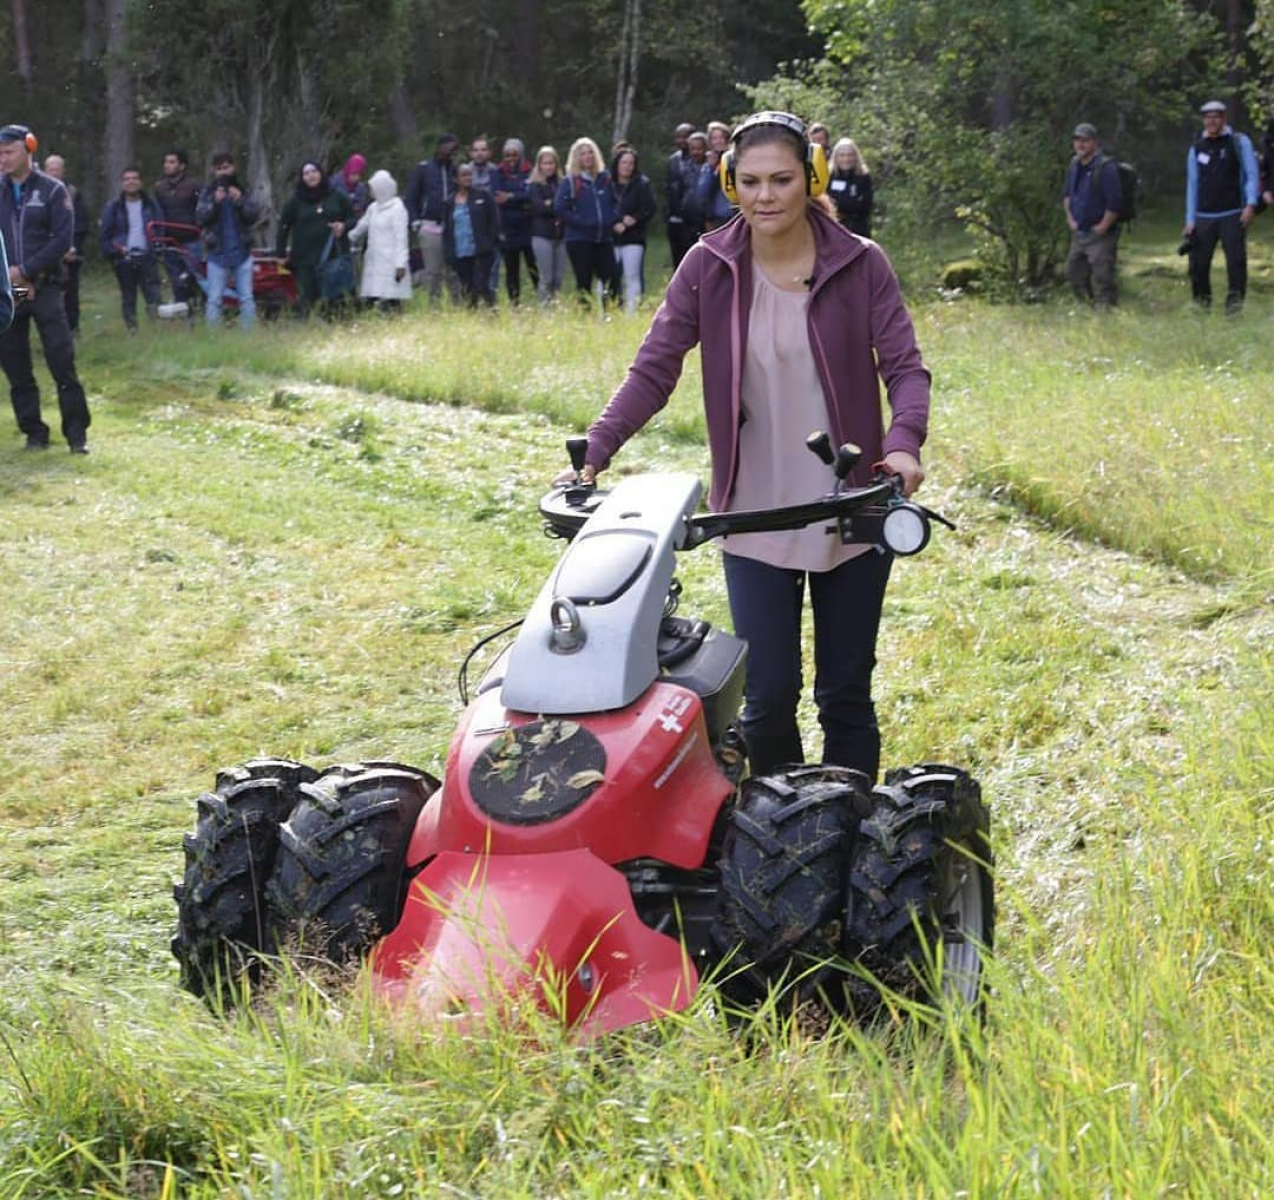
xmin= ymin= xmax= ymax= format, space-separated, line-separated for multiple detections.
xmin=40 ymin=118 xmax=876 ymax=330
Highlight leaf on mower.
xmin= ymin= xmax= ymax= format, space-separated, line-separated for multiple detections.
xmin=519 ymin=775 xmax=547 ymax=804
xmin=565 ymin=770 xmax=605 ymax=789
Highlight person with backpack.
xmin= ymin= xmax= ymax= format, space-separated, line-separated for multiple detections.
xmin=1062 ymin=122 xmax=1123 ymax=307
xmin=1183 ymin=100 xmax=1261 ymax=315
xmin=553 ymin=137 xmax=616 ymax=308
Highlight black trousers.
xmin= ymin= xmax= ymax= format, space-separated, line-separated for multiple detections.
xmin=1190 ymin=213 xmax=1247 ymax=311
xmin=63 ymin=259 xmax=82 ymax=332
xmin=667 ymin=220 xmax=699 ymax=269
xmin=454 ymin=254 xmax=495 ymax=307
xmin=162 ymin=243 xmax=201 ymax=305
xmin=113 ymin=253 xmax=163 ymax=328
xmin=501 ymin=245 xmax=539 ymax=304
xmin=566 ymin=240 xmax=615 ymax=299
xmin=722 ymin=549 xmax=893 ymax=781
xmin=0 ymin=283 xmax=90 ymax=446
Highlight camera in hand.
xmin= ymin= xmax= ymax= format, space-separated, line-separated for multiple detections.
xmin=1177 ymin=232 xmax=1197 ymax=256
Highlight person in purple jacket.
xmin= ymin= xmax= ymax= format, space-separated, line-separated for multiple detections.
xmin=573 ymin=111 xmax=931 ymax=781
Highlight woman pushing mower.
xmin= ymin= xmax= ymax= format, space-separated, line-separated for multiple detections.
xmin=572 ymin=110 xmax=931 ymax=782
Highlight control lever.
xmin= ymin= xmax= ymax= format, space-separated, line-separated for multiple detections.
xmin=805 ymin=431 xmax=834 ymax=465
xmin=806 ymin=431 xmax=862 ymax=482
xmin=563 ymin=437 xmax=593 ymax=509
xmin=835 ymin=443 xmax=861 ymax=479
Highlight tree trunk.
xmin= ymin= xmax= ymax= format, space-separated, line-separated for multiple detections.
xmin=1225 ymin=0 xmax=1246 ymax=128
xmin=294 ymin=45 xmax=331 ymax=160
xmin=387 ymin=83 xmax=417 ymax=147
xmin=13 ymin=0 xmax=33 ymax=100
xmin=245 ymin=66 xmax=275 ymax=243
xmin=519 ymin=0 xmax=541 ymax=100
xmin=81 ymin=0 xmax=104 ymax=63
xmin=103 ymin=0 xmax=133 ymax=196
xmin=612 ymin=0 xmax=642 ymax=147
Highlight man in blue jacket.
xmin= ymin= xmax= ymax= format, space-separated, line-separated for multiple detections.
xmin=1062 ymin=122 xmax=1124 ymax=307
xmin=1183 ymin=100 xmax=1261 ymax=314
xmin=100 ymin=167 xmax=164 ymax=331
xmin=195 ymin=151 xmax=260 ymax=329
xmin=0 ymin=124 xmax=90 ymax=453
xmin=405 ymin=134 xmax=459 ymax=303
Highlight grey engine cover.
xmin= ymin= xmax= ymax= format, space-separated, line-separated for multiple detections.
xmin=500 ymin=473 xmax=702 ymax=715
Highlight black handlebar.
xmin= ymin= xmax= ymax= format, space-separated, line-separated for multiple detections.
xmin=542 ymin=434 xmax=951 ymax=549
xmin=683 ymin=481 xmax=896 ymax=548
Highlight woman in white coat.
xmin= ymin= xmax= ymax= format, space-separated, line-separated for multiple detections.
xmin=349 ymin=169 xmax=412 ymax=311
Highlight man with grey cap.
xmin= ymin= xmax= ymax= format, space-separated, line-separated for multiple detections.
xmin=1184 ymin=99 xmax=1260 ymax=313
xmin=1062 ymin=122 xmax=1123 ymax=306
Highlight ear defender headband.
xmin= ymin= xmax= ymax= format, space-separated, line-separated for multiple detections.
xmin=0 ymin=125 xmax=38 ymax=154
xmin=718 ymin=111 xmax=830 ymax=205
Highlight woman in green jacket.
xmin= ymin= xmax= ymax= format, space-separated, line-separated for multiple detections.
xmin=274 ymin=160 xmax=354 ymax=315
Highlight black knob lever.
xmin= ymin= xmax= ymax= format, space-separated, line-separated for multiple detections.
xmin=806 ymin=430 xmax=834 ymax=465
xmin=566 ymin=437 xmax=588 ymax=474
xmin=835 ymin=443 xmax=861 ymax=479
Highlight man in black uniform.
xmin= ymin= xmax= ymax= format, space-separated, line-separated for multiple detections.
xmin=0 ymin=124 xmax=91 ymax=452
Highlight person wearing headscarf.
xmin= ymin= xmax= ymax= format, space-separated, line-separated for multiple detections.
xmin=348 ymin=169 xmax=411 ymax=312
xmin=275 ymin=159 xmax=354 ymax=314
xmin=330 ymin=153 xmax=370 ymax=220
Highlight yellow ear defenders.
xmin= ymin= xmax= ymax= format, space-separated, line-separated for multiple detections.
xmin=718 ymin=111 xmax=830 ymax=205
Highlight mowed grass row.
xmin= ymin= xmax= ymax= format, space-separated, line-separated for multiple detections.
xmin=0 ymin=252 xmax=1270 ymax=1196
xmin=81 ymin=219 xmax=1273 ymax=587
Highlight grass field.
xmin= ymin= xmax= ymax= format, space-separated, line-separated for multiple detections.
xmin=0 ymin=223 xmax=1270 ymax=1197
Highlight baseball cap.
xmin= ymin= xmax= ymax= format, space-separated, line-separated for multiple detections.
xmin=1199 ymin=100 xmax=1226 ymax=114
xmin=0 ymin=124 xmax=32 ymax=143
xmin=1073 ymin=123 xmax=1098 ymax=139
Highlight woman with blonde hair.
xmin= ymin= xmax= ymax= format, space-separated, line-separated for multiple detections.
xmin=528 ymin=145 xmax=566 ymax=302
xmin=553 ymin=136 xmax=616 ymax=305
xmin=828 ymin=138 xmax=873 ymax=237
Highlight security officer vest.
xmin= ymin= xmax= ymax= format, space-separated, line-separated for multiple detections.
xmin=1194 ymin=134 xmax=1243 ymax=213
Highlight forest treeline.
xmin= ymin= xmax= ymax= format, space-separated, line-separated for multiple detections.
xmin=2 ymin=0 xmax=1270 ymax=292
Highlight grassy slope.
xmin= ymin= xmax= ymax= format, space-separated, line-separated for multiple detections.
xmin=0 ymin=225 xmax=1270 ymax=1197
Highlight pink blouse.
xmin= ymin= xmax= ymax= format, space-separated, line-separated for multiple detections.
xmin=723 ymin=266 xmax=872 ymax=572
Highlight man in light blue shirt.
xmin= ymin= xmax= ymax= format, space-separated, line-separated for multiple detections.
xmin=1183 ymin=100 xmax=1260 ymax=314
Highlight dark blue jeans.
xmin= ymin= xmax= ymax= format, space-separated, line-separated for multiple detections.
xmin=722 ymin=549 xmax=893 ymax=780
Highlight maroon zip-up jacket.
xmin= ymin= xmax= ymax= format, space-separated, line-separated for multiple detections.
xmin=585 ymin=205 xmax=931 ymax=511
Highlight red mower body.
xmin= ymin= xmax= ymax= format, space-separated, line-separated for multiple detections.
xmin=369 ymin=681 xmax=731 ymax=1033
xmin=146 ymin=220 xmax=299 ymax=315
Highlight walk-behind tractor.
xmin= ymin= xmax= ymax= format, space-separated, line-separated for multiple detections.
xmin=173 ymin=436 xmax=993 ymax=1034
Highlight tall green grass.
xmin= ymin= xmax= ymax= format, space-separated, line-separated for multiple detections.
xmin=0 ymin=242 xmax=1269 ymax=1196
